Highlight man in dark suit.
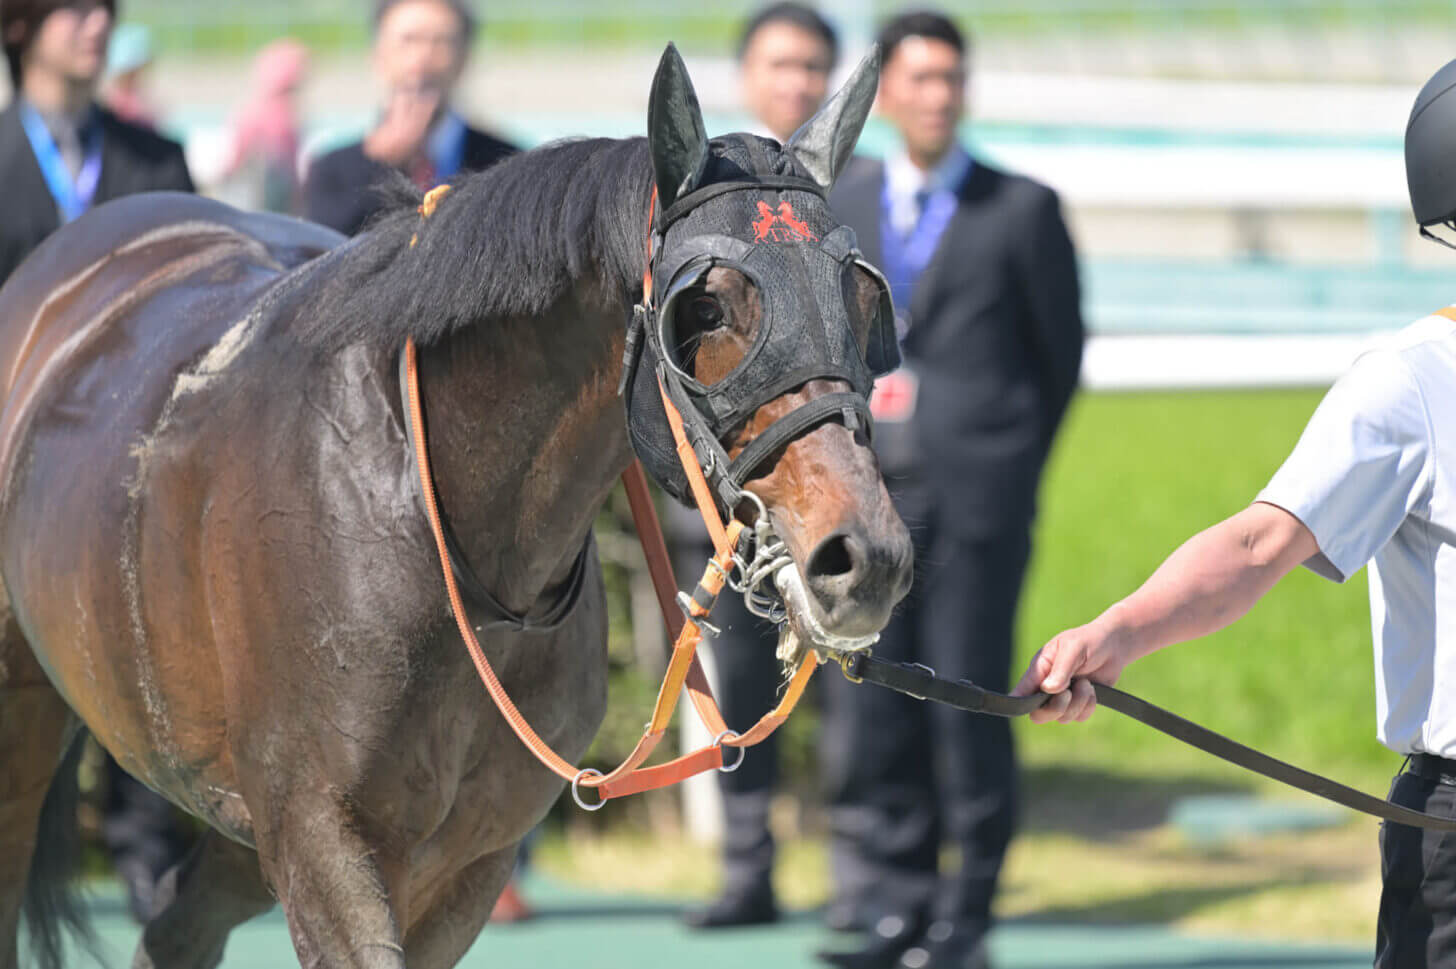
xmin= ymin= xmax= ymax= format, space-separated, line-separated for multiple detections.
xmin=1 ymin=0 xmax=195 ymax=923
xmin=0 ymin=0 xmax=192 ymax=283
xmin=304 ymin=0 xmax=515 ymax=236
xmin=676 ymin=2 xmax=841 ymax=932
xmin=819 ymin=12 xmax=1084 ymax=969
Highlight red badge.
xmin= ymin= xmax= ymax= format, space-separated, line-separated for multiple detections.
xmin=869 ymin=369 xmax=918 ymax=423
xmin=752 ymin=201 xmax=819 ymax=243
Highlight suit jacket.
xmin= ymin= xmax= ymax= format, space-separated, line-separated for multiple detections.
xmin=0 ymin=100 xmax=194 ymax=286
xmin=831 ymin=156 xmax=1085 ymax=536
xmin=304 ymin=125 xmax=517 ymax=236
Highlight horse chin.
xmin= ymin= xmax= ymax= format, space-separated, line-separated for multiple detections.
xmin=772 ymin=562 xmax=879 ymax=668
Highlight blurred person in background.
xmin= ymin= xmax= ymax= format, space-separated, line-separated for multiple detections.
xmin=669 ymin=1 xmax=838 ymax=932
xmin=738 ymin=1 xmax=836 ymax=143
xmin=1014 ymin=56 xmax=1456 ymax=969
xmin=101 ymin=21 xmax=155 ymax=127
xmin=1 ymin=0 xmax=192 ymax=282
xmin=820 ymin=11 xmax=1083 ymax=969
xmin=0 ymin=0 xmax=194 ymax=922
xmin=304 ymin=0 xmax=514 ymax=236
xmin=219 ymin=38 xmax=308 ymax=214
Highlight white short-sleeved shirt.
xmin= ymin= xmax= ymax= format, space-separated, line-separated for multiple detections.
xmin=1258 ymin=311 xmax=1456 ymax=756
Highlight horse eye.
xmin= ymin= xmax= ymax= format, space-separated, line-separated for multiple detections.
xmin=691 ymin=295 xmax=725 ymax=328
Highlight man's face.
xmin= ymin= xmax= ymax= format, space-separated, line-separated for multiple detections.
xmin=27 ymin=0 xmax=111 ymax=87
xmin=877 ymin=36 xmax=966 ymax=162
xmin=739 ymin=21 xmax=833 ymax=143
xmin=372 ymin=0 xmax=466 ymax=98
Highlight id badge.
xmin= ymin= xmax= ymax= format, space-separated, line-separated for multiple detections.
xmin=870 ymin=366 xmax=918 ymax=423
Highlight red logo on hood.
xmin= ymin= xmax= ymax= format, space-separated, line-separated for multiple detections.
xmin=752 ymin=201 xmax=819 ymax=243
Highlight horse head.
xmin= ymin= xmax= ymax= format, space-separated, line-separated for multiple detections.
xmin=627 ymin=45 xmax=913 ymax=652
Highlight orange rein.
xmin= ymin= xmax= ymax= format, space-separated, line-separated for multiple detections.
xmin=403 ymin=184 xmax=815 ymax=808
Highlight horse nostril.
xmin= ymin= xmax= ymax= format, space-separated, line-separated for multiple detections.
xmin=807 ymin=533 xmax=856 ymax=579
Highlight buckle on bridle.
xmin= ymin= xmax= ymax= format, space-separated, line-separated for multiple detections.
xmin=617 ymin=304 xmax=649 ymax=398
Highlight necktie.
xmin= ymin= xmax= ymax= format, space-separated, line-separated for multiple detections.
xmin=906 ymin=187 xmax=932 ymax=238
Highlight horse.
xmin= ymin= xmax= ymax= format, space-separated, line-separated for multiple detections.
xmin=0 ymin=46 xmax=911 ymax=969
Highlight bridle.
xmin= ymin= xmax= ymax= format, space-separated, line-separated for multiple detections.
xmin=400 ymin=183 xmax=852 ymax=809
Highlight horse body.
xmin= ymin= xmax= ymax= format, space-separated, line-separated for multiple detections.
xmin=0 ymin=192 xmax=619 ymax=966
xmin=0 ymin=47 xmax=911 ymax=969
xmin=0 ymin=196 xmax=343 ymax=831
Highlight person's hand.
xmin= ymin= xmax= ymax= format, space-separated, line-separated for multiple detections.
xmin=363 ymin=86 xmax=443 ymax=168
xmin=1011 ymin=616 xmax=1133 ymax=724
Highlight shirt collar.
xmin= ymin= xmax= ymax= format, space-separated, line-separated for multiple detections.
xmin=885 ymin=143 xmax=972 ymax=203
xmin=19 ymin=94 xmax=97 ymax=144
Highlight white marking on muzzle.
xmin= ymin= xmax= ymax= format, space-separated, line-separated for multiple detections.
xmin=773 ymin=562 xmax=878 ymax=663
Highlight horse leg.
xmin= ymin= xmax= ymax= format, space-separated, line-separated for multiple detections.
xmin=0 ymin=625 xmax=72 ymax=969
xmin=131 ymin=831 xmax=275 ymax=969
xmin=261 ymin=797 xmax=409 ymax=969
xmin=402 ymin=846 xmax=519 ymax=969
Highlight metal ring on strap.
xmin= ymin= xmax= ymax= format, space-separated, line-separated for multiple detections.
xmin=571 ymin=768 xmax=607 ymax=811
xmin=714 ymin=730 xmax=746 ymax=773
xmin=734 ymin=487 xmax=768 ymax=526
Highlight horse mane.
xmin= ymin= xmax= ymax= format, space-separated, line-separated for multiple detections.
xmin=296 ymin=132 xmax=817 ymax=352
xmin=297 ymin=136 xmax=656 ymax=351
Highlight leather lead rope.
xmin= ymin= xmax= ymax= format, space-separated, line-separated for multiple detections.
xmin=840 ymin=652 xmax=1456 ymax=831
xmin=403 ymin=185 xmax=813 ymax=809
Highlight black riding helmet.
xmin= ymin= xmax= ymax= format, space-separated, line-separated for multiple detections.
xmin=1407 ymin=58 xmax=1456 ymax=235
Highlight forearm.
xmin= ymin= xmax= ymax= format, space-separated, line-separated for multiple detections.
xmin=1097 ymin=504 xmax=1315 ymax=662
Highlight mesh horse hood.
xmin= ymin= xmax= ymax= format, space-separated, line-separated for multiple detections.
xmin=625 ymin=46 xmax=892 ymax=509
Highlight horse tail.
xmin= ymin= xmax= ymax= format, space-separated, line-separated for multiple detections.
xmin=23 ymin=724 xmax=100 ymax=969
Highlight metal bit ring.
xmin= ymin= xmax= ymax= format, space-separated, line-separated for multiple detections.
xmin=571 ymin=768 xmax=607 ymax=811
xmin=714 ymin=730 xmax=746 ymax=773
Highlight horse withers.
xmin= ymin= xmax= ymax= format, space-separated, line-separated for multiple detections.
xmin=0 ymin=46 xmax=910 ymax=969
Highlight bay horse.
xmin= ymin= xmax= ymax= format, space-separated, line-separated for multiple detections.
xmin=0 ymin=47 xmax=910 ymax=969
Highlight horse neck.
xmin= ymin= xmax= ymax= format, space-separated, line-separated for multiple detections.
xmin=414 ymin=284 xmax=632 ymax=616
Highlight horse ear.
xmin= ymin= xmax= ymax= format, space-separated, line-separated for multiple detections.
xmin=786 ymin=45 xmax=882 ymax=189
xmin=647 ymin=43 xmax=710 ymax=211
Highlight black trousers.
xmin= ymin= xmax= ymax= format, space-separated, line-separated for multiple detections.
xmin=1376 ymin=765 xmax=1456 ymax=968
xmin=821 ymin=482 xmax=1030 ymax=927
xmin=671 ymin=536 xmax=784 ymax=894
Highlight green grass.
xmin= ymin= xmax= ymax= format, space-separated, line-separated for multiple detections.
xmin=1015 ymin=388 xmax=1396 ymax=793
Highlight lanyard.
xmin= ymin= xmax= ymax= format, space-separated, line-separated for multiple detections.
xmin=879 ymin=181 xmax=958 ymax=333
xmin=19 ymin=103 xmax=103 ymax=223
